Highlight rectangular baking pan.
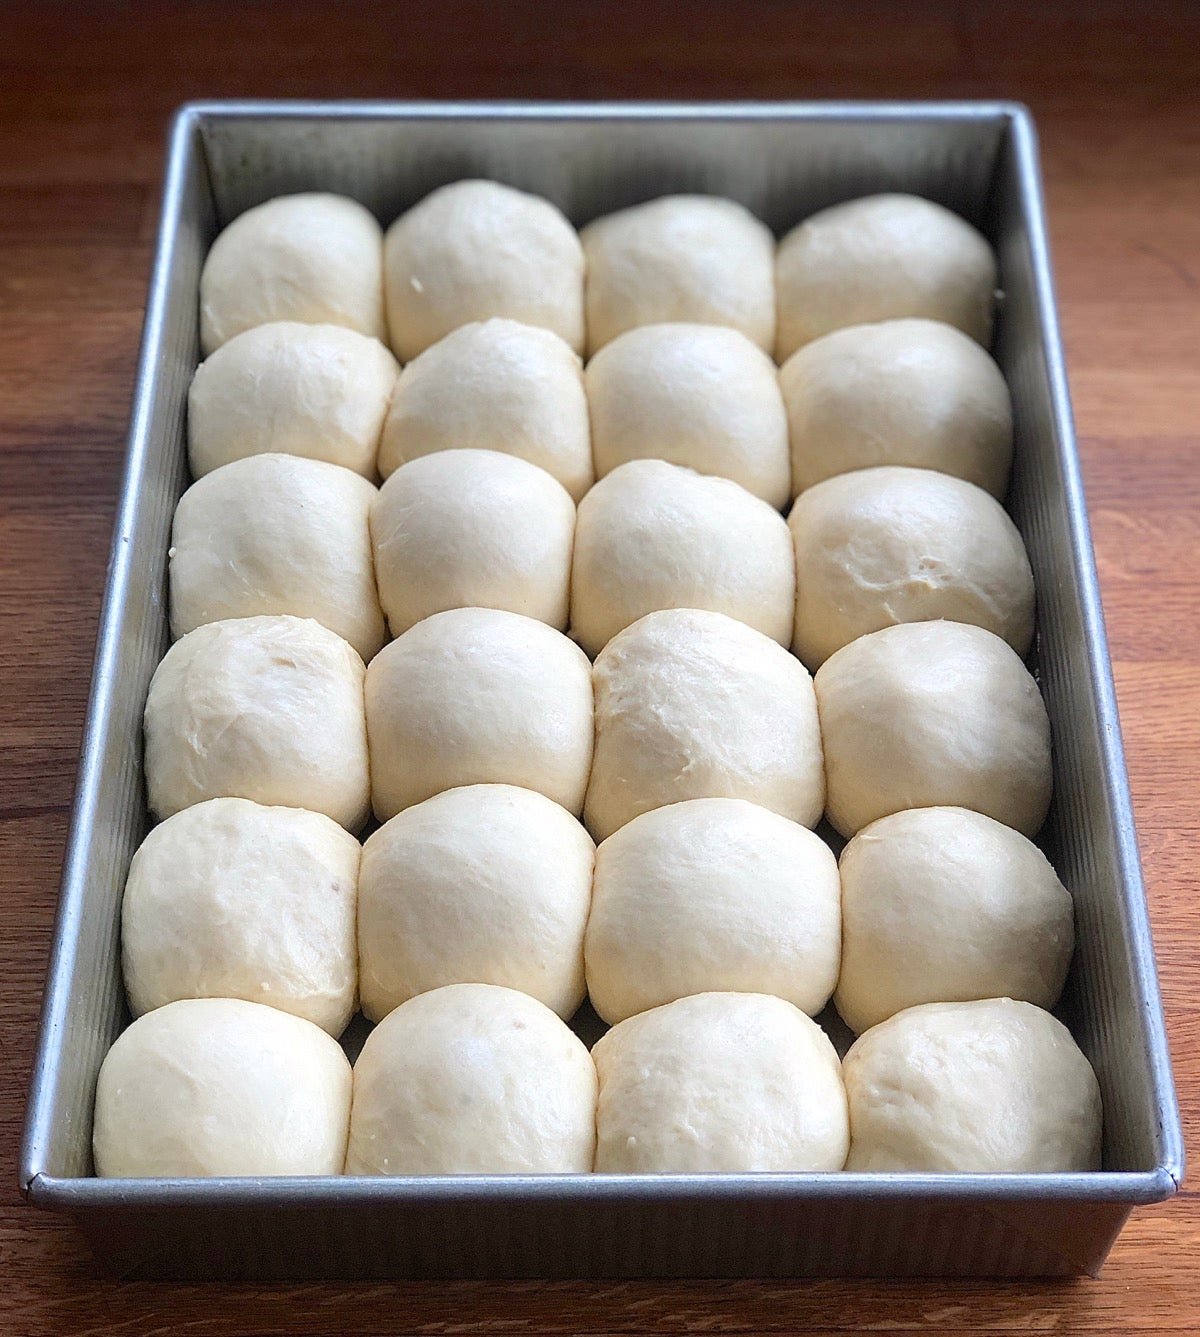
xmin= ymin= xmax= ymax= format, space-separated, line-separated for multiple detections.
xmin=19 ymin=100 xmax=1183 ymax=1280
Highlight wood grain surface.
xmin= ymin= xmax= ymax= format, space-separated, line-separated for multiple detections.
xmin=1 ymin=1 xmax=1197 ymax=1330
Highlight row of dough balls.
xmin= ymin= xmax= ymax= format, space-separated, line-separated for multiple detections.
xmin=94 ymin=989 xmax=1101 ymax=1178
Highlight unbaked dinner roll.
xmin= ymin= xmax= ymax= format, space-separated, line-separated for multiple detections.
xmin=581 ymin=195 xmax=775 ymax=354
xmin=169 ymin=453 xmax=385 ymax=662
xmin=371 ymin=449 xmax=575 ymax=638
xmin=775 ymin=194 xmax=997 ymax=360
xmin=586 ymin=609 xmax=823 ymax=841
xmin=843 ymin=998 xmax=1102 ymax=1172
xmin=788 ymin=465 xmax=1035 ymax=668
xmin=93 ymin=998 xmax=351 ymax=1177
xmin=359 ymin=784 xmax=594 ymax=1022
xmin=593 ymin=992 xmax=848 ymax=1173
xmin=144 ymin=615 xmax=370 ymax=831
xmin=570 ymin=459 xmax=795 ymax=657
xmin=781 ymin=318 xmax=1013 ymax=499
xmin=585 ymin=323 xmax=790 ymax=508
xmin=835 ymin=807 xmax=1074 ymax=1035
xmin=814 ymin=621 xmax=1052 ymax=839
xmin=187 ymin=322 xmax=398 ymax=480
xmin=384 ymin=181 xmax=585 ymax=361
xmin=345 ymin=983 xmax=596 ymax=1175
xmin=585 ymin=798 xmax=840 ymax=1025
xmin=122 ymin=798 xmax=360 ymax=1036
xmin=365 ymin=607 xmax=593 ymax=821
xmin=378 ymin=318 xmax=592 ymax=499
xmin=200 ymin=193 xmax=385 ymax=355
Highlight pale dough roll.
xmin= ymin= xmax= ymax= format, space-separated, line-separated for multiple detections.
xmin=345 ymin=983 xmax=596 ymax=1175
xmin=122 ymin=798 xmax=360 ymax=1036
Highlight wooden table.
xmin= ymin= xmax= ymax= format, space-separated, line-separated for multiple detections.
xmin=2 ymin=1 xmax=1196 ymax=1330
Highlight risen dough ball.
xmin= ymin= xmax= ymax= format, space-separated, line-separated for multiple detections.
xmin=582 ymin=195 xmax=775 ymax=355
xmin=570 ymin=460 xmax=795 ymax=656
xmin=93 ymin=998 xmax=351 ymax=1177
xmin=789 ymin=465 xmax=1035 ymax=668
xmin=371 ymin=449 xmax=575 ymax=637
xmin=359 ymin=784 xmax=594 ymax=1022
xmin=122 ymin=798 xmax=360 ymax=1035
xmin=814 ymin=621 xmax=1051 ymax=839
xmin=586 ymin=323 xmax=790 ymax=508
xmin=843 ymin=998 xmax=1102 ymax=1172
xmin=775 ymin=194 xmax=997 ymax=360
xmin=345 ymin=983 xmax=596 ymax=1175
xmin=586 ymin=798 xmax=840 ymax=1024
xmin=169 ymin=453 xmax=385 ymax=661
xmin=781 ymin=318 xmax=1013 ymax=499
xmin=836 ymin=807 xmax=1074 ymax=1035
xmin=378 ymin=318 xmax=592 ymax=499
xmin=586 ymin=609 xmax=823 ymax=841
xmin=593 ymin=992 xmax=848 ymax=1173
xmin=144 ymin=615 xmax=370 ymax=831
xmin=200 ymin=194 xmax=385 ymax=355
xmin=384 ymin=181 xmax=585 ymax=361
xmin=365 ymin=608 xmax=593 ymax=820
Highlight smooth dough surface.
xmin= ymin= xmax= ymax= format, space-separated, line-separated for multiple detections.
xmin=586 ymin=322 xmax=790 ymax=507
xmin=593 ymin=992 xmax=848 ymax=1173
xmin=144 ymin=615 xmax=370 ymax=831
xmin=835 ymin=807 xmax=1074 ymax=1035
xmin=788 ymin=465 xmax=1035 ymax=668
xmin=586 ymin=609 xmax=824 ymax=841
xmin=345 ymin=983 xmax=596 ymax=1175
xmin=170 ymin=453 xmax=385 ymax=661
xmin=359 ymin=784 xmax=594 ymax=1022
xmin=585 ymin=798 xmax=840 ymax=1024
xmin=384 ymin=181 xmax=585 ymax=361
xmin=371 ymin=449 xmax=575 ymax=637
xmin=570 ymin=459 xmax=795 ymax=657
xmin=122 ymin=797 xmax=360 ymax=1035
xmin=93 ymin=998 xmax=352 ymax=1177
xmin=843 ymin=998 xmax=1102 ymax=1172
xmin=775 ymin=194 xmax=997 ymax=360
xmin=815 ymin=620 xmax=1051 ymax=839
xmin=581 ymin=195 xmax=775 ymax=354
xmin=200 ymin=193 xmax=385 ymax=355
xmin=365 ymin=607 xmax=594 ymax=820
xmin=378 ymin=318 xmax=592 ymax=499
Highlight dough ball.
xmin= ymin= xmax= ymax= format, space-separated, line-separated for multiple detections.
xmin=570 ymin=459 xmax=795 ymax=657
xmin=582 ymin=195 xmax=775 ymax=354
xmin=365 ymin=607 xmax=593 ymax=821
xmin=586 ymin=323 xmax=790 ymax=508
xmin=200 ymin=193 xmax=385 ymax=355
xmin=371 ymin=449 xmax=575 ymax=638
xmin=359 ymin=784 xmax=594 ymax=1022
xmin=835 ymin=807 xmax=1074 ymax=1035
xmin=122 ymin=798 xmax=360 ymax=1036
xmin=586 ymin=609 xmax=824 ymax=841
xmin=345 ymin=983 xmax=596 ymax=1174
xmin=187 ymin=322 xmax=398 ymax=480
xmin=378 ymin=318 xmax=592 ymax=499
xmin=144 ymin=615 xmax=370 ymax=831
xmin=93 ymin=998 xmax=351 ymax=1177
xmin=814 ymin=621 xmax=1051 ymax=839
xmin=170 ymin=453 xmax=385 ymax=662
xmin=788 ymin=465 xmax=1035 ymax=668
xmin=781 ymin=318 xmax=1013 ymax=499
xmin=384 ymin=181 xmax=584 ymax=361
xmin=593 ymin=992 xmax=848 ymax=1172
xmin=775 ymin=194 xmax=997 ymax=360
xmin=843 ymin=998 xmax=1102 ymax=1172
xmin=585 ymin=798 xmax=840 ymax=1025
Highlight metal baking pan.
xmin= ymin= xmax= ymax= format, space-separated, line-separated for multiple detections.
xmin=19 ymin=100 xmax=1183 ymax=1280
